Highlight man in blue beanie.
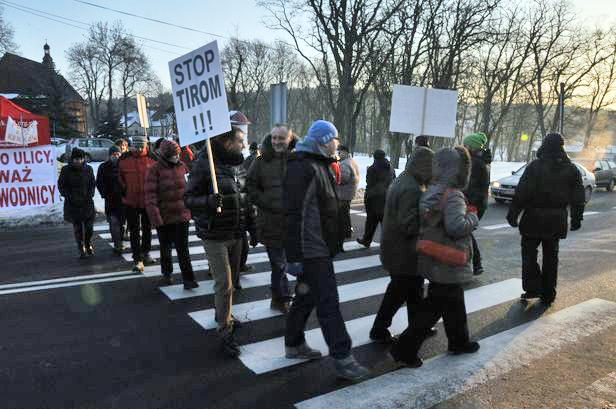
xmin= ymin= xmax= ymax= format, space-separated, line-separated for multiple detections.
xmin=284 ymin=120 xmax=369 ymax=381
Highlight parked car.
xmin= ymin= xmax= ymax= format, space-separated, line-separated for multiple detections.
xmin=574 ymin=158 xmax=616 ymax=191
xmin=51 ymin=138 xmax=68 ymax=161
xmin=63 ymin=137 xmax=115 ymax=162
xmin=50 ymin=137 xmax=67 ymax=146
xmin=491 ymin=161 xmax=596 ymax=204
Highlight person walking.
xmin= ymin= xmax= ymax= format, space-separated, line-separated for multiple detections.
xmin=336 ymin=145 xmax=359 ymax=251
xmin=391 ymin=146 xmax=480 ymax=367
xmin=369 ymin=147 xmax=435 ymax=343
xmin=357 ymin=149 xmax=395 ymax=247
xmin=284 ymin=119 xmax=370 ymax=381
xmin=462 ymin=132 xmax=491 ymax=275
xmin=58 ymin=148 xmax=96 ymax=258
xmin=96 ymin=145 xmax=125 ymax=254
xmin=118 ymin=136 xmax=156 ymax=272
xmin=145 ymin=139 xmax=198 ymax=289
xmin=246 ymin=125 xmax=297 ymax=313
xmin=184 ymin=111 xmax=255 ymax=358
xmin=507 ymin=132 xmax=585 ymax=305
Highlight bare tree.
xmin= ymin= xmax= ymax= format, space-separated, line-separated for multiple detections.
xmin=259 ymin=0 xmax=406 ymax=149
xmin=222 ymin=38 xmax=249 ymax=111
xmin=0 ymin=6 xmax=17 ymax=54
xmin=66 ymin=43 xmax=108 ymax=129
xmin=89 ymin=21 xmax=131 ymax=123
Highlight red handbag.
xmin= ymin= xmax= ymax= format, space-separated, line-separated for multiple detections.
xmin=416 ymin=189 xmax=469 ymax=267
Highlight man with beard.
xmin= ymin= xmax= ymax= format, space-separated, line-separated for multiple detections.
xmin=247 ymin=125 xmax=297 ymax=313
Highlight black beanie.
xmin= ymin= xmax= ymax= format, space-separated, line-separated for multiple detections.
xmin=71 ymin=147 xmax=86 ymax=159
xmin=109 ymin=145 xmax=121 ymax=155
xmin=374 ymin=149 xmax=386 ymax=160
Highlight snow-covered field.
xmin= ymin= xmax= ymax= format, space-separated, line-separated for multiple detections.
xmin=0 ymin=155 xmax=526 ymax=229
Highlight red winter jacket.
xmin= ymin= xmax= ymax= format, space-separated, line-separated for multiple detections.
xmin=144 ymin=159 xmax=191 ymax=227
xmin=118 ymin=151 xmax=155 ymax=209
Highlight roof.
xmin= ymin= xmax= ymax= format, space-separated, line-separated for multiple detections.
xmin=0 ymin=53 xmax=84 ymax=103
xmin=121 ymin=110 xmax=160 ymax=127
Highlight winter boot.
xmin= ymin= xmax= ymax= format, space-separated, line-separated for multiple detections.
xmin=221 ymin=332 xmax=240 ymax=358
xmin=285 ymin=343 xmax=322 ymax=360
xmin=158 ymin=275 xmax=172 ymax=286
xmin=112 ymin=243 xmax=124 ymax=255
xmin=369 ymin=327 xmax=393 ymax=344
xmin=183 ymin=280 xmax=199 ymax=290
xmin=448 ymin=341 xmax=480 ymax=355
xmin=473 ymin=266 xmax=484 ymax=276
xmin=334 ymin=355 xmax=370 ymax=381
xmin=390 ymin=339 xmax=423 ymax=368
xmin=356 ymin=238 xmax=370 ymax=248
xmin=270 ymin=298 xmax=290 ymax=314
xmin=133 ymin=261 xmax=145 ymax=273
xmin=77 ymin=243 xmax=86 ymax=259
xmin=520 ymin=292 xmax=541 ymax=301
xmin=85 ymin=243 xmax=95 ymax=256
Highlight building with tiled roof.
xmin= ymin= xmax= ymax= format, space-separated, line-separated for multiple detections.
xmin=0 ymin=43 xmax=86 ymax=136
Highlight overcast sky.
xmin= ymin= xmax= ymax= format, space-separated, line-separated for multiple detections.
xmin=3 ymin=0 xmax=616 ymax=92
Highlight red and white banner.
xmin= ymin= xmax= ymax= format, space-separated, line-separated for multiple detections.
xmin=0 ymin=96 xmax=50 ymax=148
xmin=0 ymin=145 xmax=58 ymax=209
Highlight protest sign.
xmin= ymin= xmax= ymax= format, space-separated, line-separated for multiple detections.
xmin=0 ymin=145 xmax=58 ymax=210
xmin=389 ymin=85 xmax=458 ymax=138
xmin=168 ymin=41 xmax=231 ymax=147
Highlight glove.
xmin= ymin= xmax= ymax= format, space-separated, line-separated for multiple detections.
xmin=467 ymin=205 xmax=478 ymax=215
xmin=207 ymin=193 xmax=223 ymax=210
xmin=571 ymin=219 xmax=581 ymax=231
xmin=249 ymin=234 xmax=258 ymax=247
xmin=506 ymin=212 xmax=518 ymax=228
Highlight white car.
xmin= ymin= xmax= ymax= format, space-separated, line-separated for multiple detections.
xmin=491 ymin=161 xmax=596 ymax=204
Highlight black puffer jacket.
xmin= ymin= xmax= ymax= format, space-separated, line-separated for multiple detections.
xmin=246 ymin=135 xmax=296 ymax=247
xmin=284 ymin=150 xmax=339 ymax=262
xmin=464 ymin=149 xmax=491 ymax=218
xmin=184 ymin=139 xmax=255 ymax=241
xmin=58 ymin=163 xmax=96 ymax=223
xmin=380 ymin=147 xmax=434 ymax=276
xmin=508 ymin=145 xmax=585 ymax=240
xmin=96 ymin=159 xmax=124 ymax=216
xmin=365 ymin=157 xmax=396 ymax=217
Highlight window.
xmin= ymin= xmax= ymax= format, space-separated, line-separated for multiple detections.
xmin=594 ymin=161 xmax=601 ymax=170
xmin=87 ymin=139 xmax=101 ymax=148
xmin=601 ymin=161 xmax=609 ymax=170
xmin=78 ymin=139 xmax=88 ymax=147
xmin=99 ymin=139 xmax=113 ymax=148
xmin=608 ymin=161 xmax=616 ymax=169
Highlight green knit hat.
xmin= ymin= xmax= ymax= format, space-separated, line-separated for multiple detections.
xmin=463 ymin=132 xmax=487 ymax=151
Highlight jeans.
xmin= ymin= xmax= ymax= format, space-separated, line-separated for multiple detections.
xmin=521 ymin=236 xmax=559 ymax=300
xmin=285 ymin=257 xmax=352 ymax=359
xmin=265 ymin=245 xmax=291 ymax=300
xmin=204 ymin=239 xmax=242 ymax=332
xmin=125 ymin=207 xmax=152 ymax=262
xmin=73 ymin=217 xmax=94 ymax=246
xmin=372 ymin=276 xmax=424 ymax=332
xmin=107 ymin=210 xmax=125 ymax=249
xmin=158 ymin=222 xmax=195 ymax=282
xmin=396 ymin=282 xmax=469 ymax=359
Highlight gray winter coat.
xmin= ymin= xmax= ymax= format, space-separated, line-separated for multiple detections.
xmin=380 ymin=147 xmax=434 ymax=276
xmin=419 ymin=147 xmax=479 ymax=284
xmin=336 ymin=156 xmax=358 ymax=201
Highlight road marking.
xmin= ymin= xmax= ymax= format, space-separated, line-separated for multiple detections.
xmin=124 ymin=240 xmax=379 ymax=263
xmin=95 ymin=225 xmax=196 ymax=233
xmin=103 ymin=236 xmax=203 ymax=246
xmin=0 ymin=274 xmax=142 ymax=296
xmin=0 ymin=269 xmax=138 ymax=290
xmin=583 ymin=211 xmax=599 ymax=216
xmin=189 ymin=276 xmax=393 ymax=330
xmin=482 ymin=223 xmax=511 ymax=231
xmin=295 ymin=298 xmax=616 ymax=409
xmin=238 ymin=278 xmax=523 ymax=374
xmin=159 ymin=255 xmax=383 ymax=300
xmin=349 ymin=209 xmax=362 ymax=214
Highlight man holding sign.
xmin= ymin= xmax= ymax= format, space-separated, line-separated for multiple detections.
xmin=184 ymin=111 xmax=255 ymax=358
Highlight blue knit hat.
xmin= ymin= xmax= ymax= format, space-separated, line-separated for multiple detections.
xmin=305 ymin=120 xmax=338 ymax=145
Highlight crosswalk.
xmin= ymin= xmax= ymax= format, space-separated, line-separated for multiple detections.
xmin=92 ymin=212 xmax=616 ymax=409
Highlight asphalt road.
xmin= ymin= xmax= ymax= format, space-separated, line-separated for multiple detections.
xmin=1 ymin=191 xmax=615 ymax=409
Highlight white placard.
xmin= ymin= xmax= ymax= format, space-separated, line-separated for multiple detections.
xmin=136 ymin=94 xmax=149 ymax=129
xmin=389 ymin=85 xmax=458 ymax=138
xmin=0 ymin=145 xmax=59 ymax=210
xmin=168 ymin=41 xmax=231 ymax=147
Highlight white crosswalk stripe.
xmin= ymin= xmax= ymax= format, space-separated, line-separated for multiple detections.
xmin=295 ymin=298 xmax=616 ymax=409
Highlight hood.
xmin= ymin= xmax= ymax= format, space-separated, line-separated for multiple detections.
xmin=497 ymin=174 xmax=521 ymax=186
xmin=295 ymin=136 xmax=331 ymax=158
xmin=406 ymin=146 xmax=434 ymax=185
xmin=432 ymin=147 xmax=471 ymax=189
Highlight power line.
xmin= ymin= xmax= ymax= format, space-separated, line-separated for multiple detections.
xmin=0 ymin=0 xmax=184 ymax=55
xmin=71 ymin=0 xmax=295 ymax=52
